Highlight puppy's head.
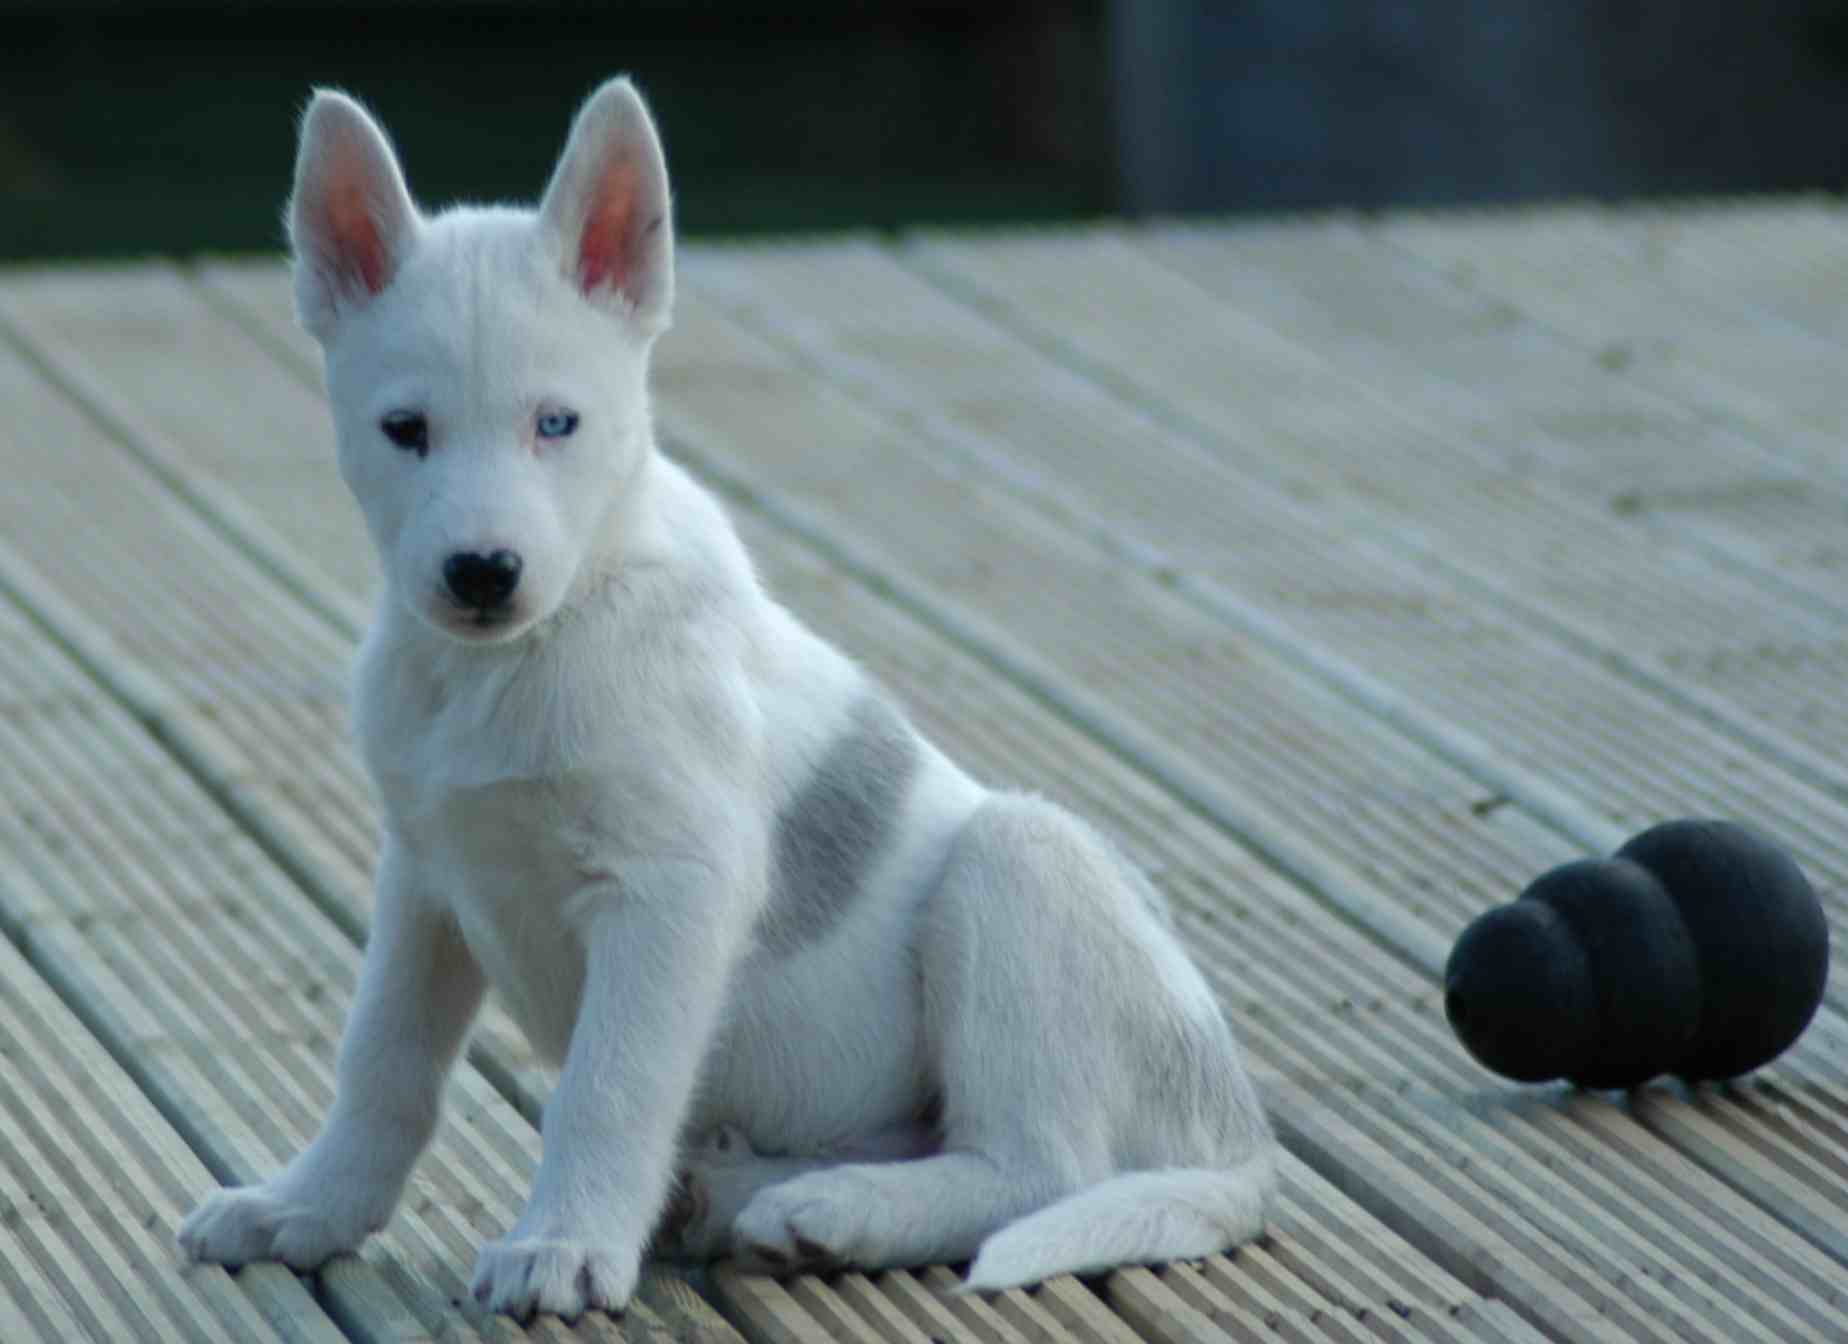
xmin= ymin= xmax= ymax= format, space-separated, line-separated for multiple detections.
xmin=288 ymin=78 xmax=673 ymax=644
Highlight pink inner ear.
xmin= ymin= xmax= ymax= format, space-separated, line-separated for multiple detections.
xmin=324 ymin=179 xmax=389 ymax=295
xmin=577 ymin=156 xmax=641 ymax=294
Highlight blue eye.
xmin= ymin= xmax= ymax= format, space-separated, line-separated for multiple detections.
xmin=537 ymin=410 xmax=579 ymax=440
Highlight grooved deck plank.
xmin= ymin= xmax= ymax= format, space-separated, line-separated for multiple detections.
xmin=1116 ymin=218 xmax=1848 ymax=800
xmin=0 ymin=860 xmax=336 ymax=1344
xmin=1606 ymin=199 xmax=1848 ymax=339
xmin=1360 ymin=207 xmax=1848 ymax=714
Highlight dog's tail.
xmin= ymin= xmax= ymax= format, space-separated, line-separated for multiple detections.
xmin=962 ymin=1150 xmax=1277 ymax=1293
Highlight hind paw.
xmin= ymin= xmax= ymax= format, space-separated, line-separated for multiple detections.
xmin=731 ymin=1171 xmax=873 ymax=1273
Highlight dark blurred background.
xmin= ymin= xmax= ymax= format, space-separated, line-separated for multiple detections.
xmin=3 ymin=0 xmax=1847 ymax=262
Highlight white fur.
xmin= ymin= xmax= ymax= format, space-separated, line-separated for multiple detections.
xmin=962 ymin=1160 xmax=1276 ymax=1291
xmin=177 ymin=77 xmax=1276 ymax=1320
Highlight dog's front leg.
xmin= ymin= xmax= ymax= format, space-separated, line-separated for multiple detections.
xmin=471 ymin=857 xmax=753 ymax=1320
xmin=179 ymin=842 xmax=485 ymax=1268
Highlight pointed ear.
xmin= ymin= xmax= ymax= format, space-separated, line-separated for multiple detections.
xmin=288 ymin=90 xmax=420 ymax=341
xmin=537 ymin=77 xmax=674 ymax=334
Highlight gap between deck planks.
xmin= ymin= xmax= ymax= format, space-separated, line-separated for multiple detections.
xmin=0 ymin=205 xmax=1833 ymax=1338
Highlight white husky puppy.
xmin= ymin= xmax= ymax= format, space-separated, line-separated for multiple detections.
xmin=178 ymin=78 xmax=1275 ymax=1319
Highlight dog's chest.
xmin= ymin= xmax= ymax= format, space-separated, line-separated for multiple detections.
xmin=380 ymin=768 xmax=608 ymax=1058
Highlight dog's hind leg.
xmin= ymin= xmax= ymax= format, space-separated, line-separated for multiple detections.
xmin=732 ymin=792 xmax=1269 ymax=1279
xmin=733 ymin=793 xmax=1155 ymax=1272
xmin=725 ymin=797 xmax=1087 ymax=1273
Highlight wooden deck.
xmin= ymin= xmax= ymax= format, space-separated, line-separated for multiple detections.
xmin=0 ymin=200 xmax=1844 ymax=1342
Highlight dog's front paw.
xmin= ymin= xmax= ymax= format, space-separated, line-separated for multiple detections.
xmin=732 ymin=1170 xmax=875 ymax=1274
xmin=471 ymin=1237 xmax=638 ymax=1319
xmin=178 ymin=1184 xmax=372 ymax=1269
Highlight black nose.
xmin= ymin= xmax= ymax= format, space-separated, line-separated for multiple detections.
xmin=443 ymin=549 xmax=523 ymax=609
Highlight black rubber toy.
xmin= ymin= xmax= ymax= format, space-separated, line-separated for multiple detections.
xmin=1444 ymin=819 xmax=1829 ymax=1089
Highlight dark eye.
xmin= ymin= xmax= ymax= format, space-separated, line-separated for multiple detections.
xmin=536 ymin=409 xmax=579 ymax=440
xmin=381 ymin=411 xmax=429 ymax=458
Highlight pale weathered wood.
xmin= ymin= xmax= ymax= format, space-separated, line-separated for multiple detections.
xmin=0 ymin=264 xmax=376 ymax=610
xmin=0 ymin=894 xmax=339 ymax=1344
xmin=1107 ymin=1265 xmax=1280 ymax=1343
xmin=1380 ymin=204 xmax=1848 ymax=475
xmin=875 ymin=1269 xmax=1031 ymax=1344
xmin=1 ymin=200 xmax=1845 ymax=1342
xmin=915 ymin=1268 xmax=1037 ymax=1344
xmin=1602 ymin=200 xmax=1848 ymax=341
xmin=707 ymin=1268 xmax=841 ymax=1344
xmin=1116 ymin=217 xmax=1848 ymax=820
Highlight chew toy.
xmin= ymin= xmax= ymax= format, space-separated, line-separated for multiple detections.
xmin=1444 ymin=819 xmax=1829 ymax=1089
